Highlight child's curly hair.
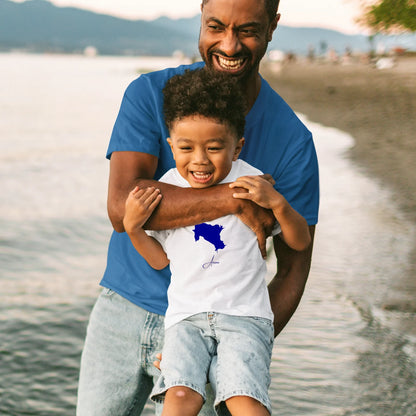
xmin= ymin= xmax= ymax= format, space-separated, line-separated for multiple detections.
xmin=163 ymin=68 xmax=246 ymax=139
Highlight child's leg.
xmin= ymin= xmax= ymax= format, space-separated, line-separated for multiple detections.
xmin=161 ymin=386 xmax=204 ymax=416
xmin=151 ymin=315 xmax=216 ymax=415
xmin=212 ymin=314 xmax=274 ymax=415
xmin=225 ymin=396 xmax=270 ymax=416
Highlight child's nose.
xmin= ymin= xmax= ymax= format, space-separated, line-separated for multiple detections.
xmin=193 ymin=149 xmax=209 ymax=164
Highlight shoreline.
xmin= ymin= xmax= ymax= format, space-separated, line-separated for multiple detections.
xmin=262 ymin=56 xmax=416 ymax=224
xmin=261 ymin=56 xmax=416 ymax=317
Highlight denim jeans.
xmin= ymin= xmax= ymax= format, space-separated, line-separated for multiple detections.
xmin=76 ymin=289 xmax=216 ymax=416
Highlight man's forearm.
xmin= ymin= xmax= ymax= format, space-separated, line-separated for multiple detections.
xmin=268 ymin=226 xmax=315 ymax=336
xmin=138 ymin=179 xmax=242 ymax=230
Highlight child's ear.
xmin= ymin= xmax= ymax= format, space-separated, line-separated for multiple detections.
xmin=167 ymin=137 xmax=175 ymax=160
xmin=232 ymin=137 xmax=245 ymax=161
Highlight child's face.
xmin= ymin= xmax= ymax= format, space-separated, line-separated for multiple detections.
xmin=167 ymin=115 xmax=244 ymax=188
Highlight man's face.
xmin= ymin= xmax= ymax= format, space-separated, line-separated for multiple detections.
xmin=198 ymin=0 xmax=277 ymax=83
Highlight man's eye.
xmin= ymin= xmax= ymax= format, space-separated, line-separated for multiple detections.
xmin=240 ymin=28 xmax=257 ymax=36
xmin=208 ymin=24 xmax=222 ymax=31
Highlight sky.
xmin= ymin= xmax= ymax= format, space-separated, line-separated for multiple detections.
xmin=15 ymin=0 xmax=367 ymax=34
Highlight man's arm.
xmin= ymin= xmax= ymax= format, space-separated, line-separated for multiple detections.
xmin=107 ymin=151 xmax=157 ymax=232
xmin=268 ymin=225 xmax=315 ymax=337
xmin=107 ymin=151 xmax=275 ymax=256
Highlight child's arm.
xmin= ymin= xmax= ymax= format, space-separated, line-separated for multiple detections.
xmin=123 ymin=186 xmax=169 ymax=270
xmin=230 ymin=176 xmax=311 ymax=252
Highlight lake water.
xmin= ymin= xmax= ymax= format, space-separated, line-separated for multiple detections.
xmin=1 ymin=53 xmax=415 ymax=415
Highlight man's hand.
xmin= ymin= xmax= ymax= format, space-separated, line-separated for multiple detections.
xmin=230 ymin=174 xmax=276 ymax=258
xmin=232 ymin=187 xmax=275 ymax=258
xmin=259 ymin=174 xmax=275 ymax=186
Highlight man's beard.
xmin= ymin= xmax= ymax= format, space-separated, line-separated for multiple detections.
xmin=198 ymin=43 xmax=268 ymax=87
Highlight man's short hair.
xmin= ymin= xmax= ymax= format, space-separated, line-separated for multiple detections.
xmin=163 ymin=68 xmax=246 ymax=139
xmin=201 ymin=0 xmax=280 ymax=23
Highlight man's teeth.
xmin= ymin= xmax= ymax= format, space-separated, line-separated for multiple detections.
xmin=218 ymin=56 xmax=244 ymax=70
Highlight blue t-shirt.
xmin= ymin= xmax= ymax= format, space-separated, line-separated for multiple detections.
xmin=101 ymin=62 xmax=319 ymax=315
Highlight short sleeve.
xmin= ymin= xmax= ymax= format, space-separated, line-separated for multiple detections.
xmin=106 ymin=75 xmax=164 ymax=159
xmin=146 ymin=229 xmax=169 ymax=253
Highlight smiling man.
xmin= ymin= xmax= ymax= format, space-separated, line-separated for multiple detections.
xmin=76 ymin=1 xmax=319 ymax=415
xmin=199 ymin=0 xmax=277 ymax=107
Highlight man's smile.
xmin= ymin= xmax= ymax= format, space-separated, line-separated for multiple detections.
xmin=213 ymin=53 xmax=248 ymax=73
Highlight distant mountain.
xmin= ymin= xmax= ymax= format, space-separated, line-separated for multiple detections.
xmin=0 ymin=0 xmax=415 ymax=56
xmin=0 ymin=0 xmax=198 ymax=55
xmin=271 ymin=26 xmax=368 ymax=55
xmin=270 ymin=25 xmax=416 ymax=56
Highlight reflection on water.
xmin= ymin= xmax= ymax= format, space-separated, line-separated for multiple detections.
xmin=0 ymin=54 xmax=415 ymax=415
xmin=269 ymin=120 xmax=416 ymax=415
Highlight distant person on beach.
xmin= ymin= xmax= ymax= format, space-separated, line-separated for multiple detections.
xmin=76 ymin=0 xmax=319 ymax=415
xmin=123 ymin=68 xmax=311 ymax=416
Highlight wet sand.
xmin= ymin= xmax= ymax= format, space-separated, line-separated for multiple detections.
xmin=262 ymin=55 xmax=416 ymax=222
xmin=262 ymin=55 xmax=416 ymax=315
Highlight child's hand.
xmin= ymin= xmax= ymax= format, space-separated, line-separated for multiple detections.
xmin=230 ymin=175 xmax=283 ymax=210
xmin=123 ymin=186 xmax=162 ymax=234
xmin=153 ymin=352 xmax=162 ymax=371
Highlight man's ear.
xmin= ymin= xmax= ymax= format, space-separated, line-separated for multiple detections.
xmin=232 ymin=137 xmax=245 ymax=161
xmin=267 ymin=13 xmax=280 ymax=42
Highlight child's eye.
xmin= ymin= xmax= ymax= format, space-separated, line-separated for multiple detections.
xmin=208 ymin=147 xmax=222 ymax=151
xmin=179 ymin=146 xmax=192 ymax=151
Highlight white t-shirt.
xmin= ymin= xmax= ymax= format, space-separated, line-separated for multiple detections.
xmin=149 ymin=159 xmax=280 ymax=329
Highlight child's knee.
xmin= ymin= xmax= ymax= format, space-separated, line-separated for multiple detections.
xmin=172 ymin=386 xmax=188 ymax=398
xmin=163 ymin=386 xmax=204 ymax=415
xmin=169 ymin=386 xmax=200 ymax=400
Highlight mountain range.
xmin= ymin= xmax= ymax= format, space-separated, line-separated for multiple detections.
xmin=1 ymin=0 xmax=415 ymax=56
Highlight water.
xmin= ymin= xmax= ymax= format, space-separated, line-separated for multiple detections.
xmin=1 ymin=53 xmax=415 ymax=415
xmin=269 ymin=125 xmax=416 ymax=415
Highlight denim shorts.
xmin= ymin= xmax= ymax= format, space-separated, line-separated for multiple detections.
xmin=150 ymin=312 xmax=274 ymax=415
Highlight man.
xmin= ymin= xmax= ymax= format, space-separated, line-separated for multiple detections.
xmin=76 ymin=0 xmax=319 ymax=415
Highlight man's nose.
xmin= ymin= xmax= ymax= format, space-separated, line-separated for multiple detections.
xmin=219 ymin=29 xmax=242 ymax=56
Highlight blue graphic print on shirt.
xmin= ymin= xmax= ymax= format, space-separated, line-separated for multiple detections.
xmin=193 ymin=223 xmax=226 ymax=251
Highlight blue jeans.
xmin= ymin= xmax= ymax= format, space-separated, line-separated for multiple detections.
xmin=76 ymin=289 xmax=216 ymax=416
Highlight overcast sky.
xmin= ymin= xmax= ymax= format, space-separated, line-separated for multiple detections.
xmin=16 ymin=0 xmax=366 ymax=34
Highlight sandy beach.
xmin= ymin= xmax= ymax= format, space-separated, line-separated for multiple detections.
xmin=262 ymin=55 xmax=416 ymax=222
xmin=262 ymin=55 xmax=416 ymax=315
